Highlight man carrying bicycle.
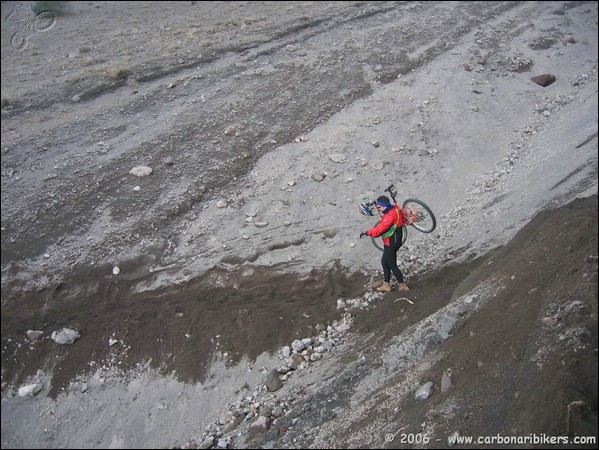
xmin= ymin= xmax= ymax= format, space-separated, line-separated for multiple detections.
xmin=360 ymin=196 xmax=410 ymax=293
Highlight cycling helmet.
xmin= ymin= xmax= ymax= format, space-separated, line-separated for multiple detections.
xmin=359 ymin=202 xmax=374 ymax=216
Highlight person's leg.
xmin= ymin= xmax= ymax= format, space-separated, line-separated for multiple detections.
xmin=381 ymin=251 xmax=391 ymax=283
xmin=385 ymin=246 xmax=404 ymax=284
xmin=388 ymin=245 xmax=410 ymax=290
xmin=377 ymin=249 xmax=393 ymax=292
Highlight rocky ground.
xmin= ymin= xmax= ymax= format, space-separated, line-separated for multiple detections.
xmin=1 ymin=1 xmax=597 ymax=449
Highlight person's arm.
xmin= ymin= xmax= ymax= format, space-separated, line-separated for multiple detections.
xmin=367 ymin=212 xmax=394 ymax=238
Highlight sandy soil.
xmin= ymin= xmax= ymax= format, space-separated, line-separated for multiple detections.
xmin=1 ymin=1 xmax=597 ymax=449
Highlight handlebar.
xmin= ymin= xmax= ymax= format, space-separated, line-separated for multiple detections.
xmin=384 ymin=184 xmax=398 ymax=202
xmin=361 ymin=184 xmax=399 ymax=215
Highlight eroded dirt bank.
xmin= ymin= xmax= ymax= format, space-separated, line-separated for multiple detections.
xmin=1 ymin=1 xmax=597 ymax=448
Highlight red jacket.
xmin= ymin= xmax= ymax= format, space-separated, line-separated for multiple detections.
xmin=367 ymin=204 xmax=404 ymax=246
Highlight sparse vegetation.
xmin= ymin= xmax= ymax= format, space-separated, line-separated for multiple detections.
xmin=1 ymin=93 xmax=11 ymax=108
xmin=105 ymin=66 xmax=130 ymax=81
xmin=82 ymin=56 xmax=104 ymax=67
xmin=31 ymin=1 xmax=71 ymax=16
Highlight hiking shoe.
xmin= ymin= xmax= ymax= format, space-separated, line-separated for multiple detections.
xmin=397 ymin=283 xmax=410 ymax=292
xmin=376 ymin=283 xmax=392 ymax=293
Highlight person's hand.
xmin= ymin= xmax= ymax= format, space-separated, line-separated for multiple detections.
xmin=359 ymin=231 xmax=368 ymax=239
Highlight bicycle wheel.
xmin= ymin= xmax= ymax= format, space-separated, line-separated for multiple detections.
xmin=371 ymin=236 xmax=383 ymax=251
xmin=402 ymin=199 xmax=436 ymax=233
xmin=370 ymin=225 xmax=407 ymax=251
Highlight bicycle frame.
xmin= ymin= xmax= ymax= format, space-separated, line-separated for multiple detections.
xmin=401 ymin=206 xmax=419 ymax=225
xmin=385 ymin=185 xmax=427 ymax=226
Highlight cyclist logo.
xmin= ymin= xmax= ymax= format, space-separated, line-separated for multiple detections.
xmin=4 ymin=4 xmax=57 ymax=52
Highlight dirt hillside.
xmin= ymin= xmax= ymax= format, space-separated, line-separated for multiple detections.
xmin=1 ymin=1 xmax=597 ymax=448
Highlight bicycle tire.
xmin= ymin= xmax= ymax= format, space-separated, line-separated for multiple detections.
xmin=371 ymin=225 xmax=407 ymax=251
xmin=402 ymin=198 xmax=436 ymax=233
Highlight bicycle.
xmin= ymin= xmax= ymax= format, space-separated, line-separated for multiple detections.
xmin=359 ymin=184 xmax=436 ymax=251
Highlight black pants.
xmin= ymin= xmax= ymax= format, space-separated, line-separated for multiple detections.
xmin=381 ymin=244 xmax=404 ymax=284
